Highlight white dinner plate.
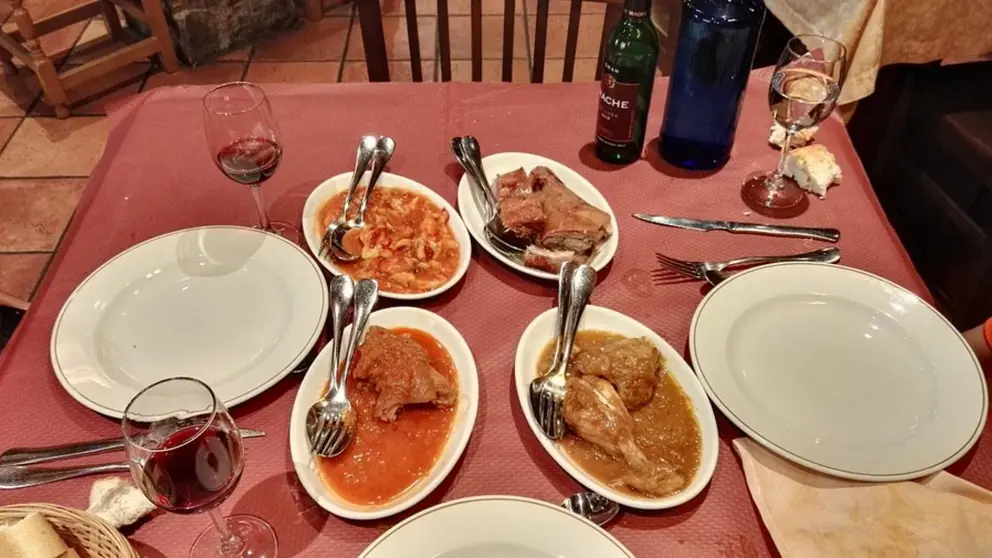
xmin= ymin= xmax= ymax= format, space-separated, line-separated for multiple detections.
xmin=359 ymin=495 xmax=634 ymax=558
xmin=456 ymin=152 xmax=619 ymax=281
xmin=51 ymin=226 xmax=328 ymax=418
xmin=690 ymin=262 xmax=988 ymax=481
xmin=289 ymin=307 xmax=479 ymax=520
xmin=514 ymin=305 xmax=719 ymax=510
xmin=301 ymin=171 xmax=472 ymax=300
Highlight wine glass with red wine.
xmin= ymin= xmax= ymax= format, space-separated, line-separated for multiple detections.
xmin=123 ymin=377 xmax=277 ymax=558
xmin=203 ymin=82 xmax=298 ymax=242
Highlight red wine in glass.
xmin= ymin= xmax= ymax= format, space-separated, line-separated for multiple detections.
xmin=124 ymin=377 xmax=277 ymax=557
xmin=215 ymin=137 xmax=283 ymax=186
xmin=136 ymin=425 xmax=243 ymax=514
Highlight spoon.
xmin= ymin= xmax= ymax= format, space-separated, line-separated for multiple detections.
xmin=562 ymin=492 xmax=620 ymax=526
xmin=450 ymin=136 xmax=529 ymax=259
xmin=330 ymin=136 xmax=396 ymax=262
xmin=530 ymin=263 xmax=597 ymax=439
xmin=320 ymin=135 xmax=377 ymax=260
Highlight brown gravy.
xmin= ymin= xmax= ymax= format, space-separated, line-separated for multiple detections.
xmin=539 ymin=330 xmax=702 ymax=498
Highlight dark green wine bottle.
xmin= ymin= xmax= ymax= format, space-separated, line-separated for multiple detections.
xmin=594 ymin=0 xmax=660 ymax=164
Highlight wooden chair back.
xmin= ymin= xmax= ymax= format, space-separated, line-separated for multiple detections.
xmin=355 ymin=0 xmax=679 ymax=83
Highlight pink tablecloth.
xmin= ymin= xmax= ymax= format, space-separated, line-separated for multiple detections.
xmin=2 ymin=78 xmax=986 ymax=557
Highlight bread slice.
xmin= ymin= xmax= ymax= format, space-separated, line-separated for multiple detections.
xmin=87 ymin=477 xmax=156 ymax=528
xmin=769 ymin=122 xmax=818 ymax=148
xmin=0 ymin=513 xmax=68 ymax=558
xmin=782 ymin=144 xmax=842 ymax=198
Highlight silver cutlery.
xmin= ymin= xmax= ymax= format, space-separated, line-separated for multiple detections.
xmin=450 ymin=136 xmax=528 ymax=260
xmin=530 ymin=262 xmax=597 ymax=440
xmin=653 ymin=247 xmax=841 ymax=282
xmin=633 ymin=213 xmax=841 ymax=243
xmin=0 ymin=462 xmax=132 ymax=489
xmin=307 ymin=277 xmax=379 ymax=458
xmin=562 ymin=492 xmax=620 ymax=526
xmin=320 ymin=135 xmax=378 ymax=260
xmin=0 ymin=428 xmax=266 ymax=467
xmin=329 ymin=136 xmax=396 ymax=262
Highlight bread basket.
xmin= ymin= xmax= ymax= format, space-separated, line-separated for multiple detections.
xmin=0 ymin=503 xmax=138 ymax=558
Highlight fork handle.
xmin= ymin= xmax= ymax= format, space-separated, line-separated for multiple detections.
xmin=722 ymin=247 xmax=841 ymax=270
xmin=338 ymin=136 xmax=378 ymax=223
xmin=336 ymin=280 xmax=379 ymax=400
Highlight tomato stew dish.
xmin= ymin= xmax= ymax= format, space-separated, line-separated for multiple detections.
xmin=316 ymin=187 xmax=461 ymax=294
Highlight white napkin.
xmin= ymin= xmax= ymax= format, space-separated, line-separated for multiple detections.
xmin=86 ymin=477 xmax=156 ymax=529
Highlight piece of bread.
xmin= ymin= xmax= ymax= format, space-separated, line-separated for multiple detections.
xmin=87 ymin=477 xmax=156 ymax=529
xmin=0 ymin=512 xmax=68 ymax=558
xmin=782 ymin=144 xmax=842 ymax=198
xmin=769 ymin=122 xmax=818 ymax=148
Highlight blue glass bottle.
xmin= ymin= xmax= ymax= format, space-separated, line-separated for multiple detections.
xmin=658 ymin=0 xmax=765 ymax=170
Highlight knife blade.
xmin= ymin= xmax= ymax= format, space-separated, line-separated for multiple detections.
xmin=633 ymin=214 xmax=840 ymax=243
xmin=0 ymin=428 xmax=266 ymax=466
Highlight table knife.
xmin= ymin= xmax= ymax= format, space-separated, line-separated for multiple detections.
xmin=0 ymin=427 xmax=266 ymax=466
xmin=633 ymin=214 xmax=840 ymax=243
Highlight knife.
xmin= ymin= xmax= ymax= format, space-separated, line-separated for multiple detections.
xmin=633 ymin=214 xmax=840 ymax=243
xmin=0 ymin=428 xmax=266 ymax=466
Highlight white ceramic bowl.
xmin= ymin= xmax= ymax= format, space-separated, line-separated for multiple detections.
xmin=289 ymin=307 xmax=479 ymax=520
xmin=455 ymin=152 xmax=619 ymax=281
xmin=301 ymin=171 xmax=472 ymax=300
xmin=514 ymin=305 xmax=719 ymax=510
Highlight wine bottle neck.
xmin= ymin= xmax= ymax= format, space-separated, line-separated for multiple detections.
xmin=623 ymin=0 xmax=651 ymax=17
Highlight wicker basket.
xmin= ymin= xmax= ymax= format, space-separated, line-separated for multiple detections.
xmin=0 ymin=503 xmax=138 ymax=558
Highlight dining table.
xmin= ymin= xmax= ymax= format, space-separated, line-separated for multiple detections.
xmin=2 ymin=72 xmax=991 ymax=558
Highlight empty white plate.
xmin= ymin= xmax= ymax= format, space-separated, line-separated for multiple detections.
xmin=359 ymin=495 xmax=634 ymax=558
xmin=514 ymin=305 xmax=718 ymax=509
xmin=690 ymin=262 xmax=987 ymax=481
xmin=455 ymin=152 xmax=619 ymax=281
xmin=51 ymin=226 xmax=328 ymax=418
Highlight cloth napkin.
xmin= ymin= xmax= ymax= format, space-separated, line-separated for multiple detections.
xmin=734 ymin=438 xmax=992 ymax=557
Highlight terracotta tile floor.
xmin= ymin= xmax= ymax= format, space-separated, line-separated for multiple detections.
xmin=0 ymin=0 xmax=607 ymax=310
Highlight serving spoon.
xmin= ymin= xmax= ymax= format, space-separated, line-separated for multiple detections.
xmin=562 ymin=492 xmax=620 ymax=526
xmin=529 ymin=262 xmax=597 ymax=439
xmin=330 ymin=137 xmax=396 ymax=262
xmin=450 ymin=136 xmax=529 ymax=260
xmin=306 ymin=277 xmax=379 ymax=458
xmin=321 ymin=135 xmax=377 ymax=260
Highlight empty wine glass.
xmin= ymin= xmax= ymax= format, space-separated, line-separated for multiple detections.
xmin=203 ymin=82 xmax=299 ymax=242
xmin=122 ymin=377 xmax=278 ymax=558
xmin=742 ymin=35 xmax=847 ymax=210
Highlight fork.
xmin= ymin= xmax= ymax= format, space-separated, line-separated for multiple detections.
xmin=320 ymin=136 xmax=377 ymax=259
xmin=654 ymin=247 xmax=841 ymax=281
xmin=306 ymin=277 xmax=379 ymax=458
xmin=529 ymin=262 xmax=597 ymax=440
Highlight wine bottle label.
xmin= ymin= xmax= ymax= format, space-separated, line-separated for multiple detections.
xmin=596 ymin=67 xmax=640 ymax=144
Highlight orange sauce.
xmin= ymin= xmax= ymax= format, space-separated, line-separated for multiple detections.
xmin=317 ymin=327 xmax=458 ymax=506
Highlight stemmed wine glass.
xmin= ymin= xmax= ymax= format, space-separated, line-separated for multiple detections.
xmin=203 ymin=82 xmax=299 ymax=242
xmin=122 ymin=377 xmax=278 ymax=558
xmin=742 ymin=35 xmax=847 ymax=210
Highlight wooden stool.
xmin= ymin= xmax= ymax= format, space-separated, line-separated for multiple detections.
xmin=0 ymin=0 xmax=180 ymax=118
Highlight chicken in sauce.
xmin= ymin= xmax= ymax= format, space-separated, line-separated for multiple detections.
xmin=539 ymin=331 xmax=701 ymax=498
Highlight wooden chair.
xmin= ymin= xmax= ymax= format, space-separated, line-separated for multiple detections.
xmin=0 ymin=0 xmax=180 ymax=117
xmin=354 ymin=0 xmax=680 ymax=83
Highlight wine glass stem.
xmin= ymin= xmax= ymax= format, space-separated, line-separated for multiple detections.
xmin=207 ymin=508 xmax=245 ymax=556
xmin=770 ymin=131 xmax=795 ymax=188
xmin=249 ymin=185 xmax=271 ymax=230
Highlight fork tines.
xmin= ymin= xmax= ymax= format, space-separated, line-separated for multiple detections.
xmin=654 ymin=252 xmax=703 ymax=279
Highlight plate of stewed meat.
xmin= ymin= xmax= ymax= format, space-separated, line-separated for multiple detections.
xmin=456 ymin=153 xmax=618 ymax=280
xmin=515 ymin=305 xmax=718 ymax=509
xmin=290 ymin=306 xmax=479 ymax=520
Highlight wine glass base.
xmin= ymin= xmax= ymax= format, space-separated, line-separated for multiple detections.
xmin=190 ymin=514 xmax=278 ymax=558
xmin=254 ymin=221 xmax=301 ymax=245
xmin=741 ymin=172 xmax=806 ymax=210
